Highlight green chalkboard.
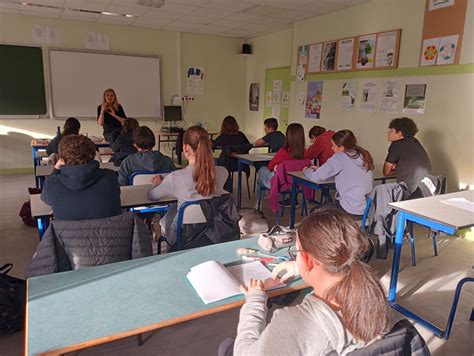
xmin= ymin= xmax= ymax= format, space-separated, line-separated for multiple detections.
xmin=0 ymin=44 xmax=47 ymax=116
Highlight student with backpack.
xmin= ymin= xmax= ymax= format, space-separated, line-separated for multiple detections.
xmin=304 ymin=129 xmax=374 ymax=218
xmin=233 ymin=208 xmax=389 ymax=355
xmin=148 ymin=126 xmax=228 ymax=246
xmin=117 ymin=126 xmax=176 ymax=186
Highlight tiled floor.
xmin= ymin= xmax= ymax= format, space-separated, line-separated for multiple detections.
xmin=0 ymin=173 xmax=472 ymax=356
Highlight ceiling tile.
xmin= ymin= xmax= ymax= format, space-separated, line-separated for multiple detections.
xmin=227 ymin=12 xmax=267 ymax=24
xmin=64 ymin=0 xmax=108 ymax=11
xmin=241 ymin=5 xmax=282 ymax=16
xmin=207 ymin=18 xmax=247 ymax=28
xmin=166 ymin=0 xmax=211 ymax=5
xmin=26 ymin=0 xmax=65 ymax=7
xmin=160 ymin=3 xmax=199 ymax=14
xmin=204 ymin=0 xmax=256 ymax=12
xmin=261 ymin=0 xmax=312 ymax=9
xmin=142 ymin=9 xmax=183 ymax=19
xmin=105 ymin=4 xmax=150 ymax=16
xmin=134 ymin=16 xmax=172 ymax=26
xmin=188 ymin=7 xmax=233 ymax=19
xmin=97 ymin=13 xmax=135 ymax=24
xmin=164 ymin=22 xmax=201 ymax=30
xmin=0 ymin=3 xmax=22 ymax=11
xmin=61 ymin=8 xmax=100 ymax=19
xmin=177 ymin=15 xmax=213 ymax=25
xmin=269 ymin=9 xmax=310 ymax=22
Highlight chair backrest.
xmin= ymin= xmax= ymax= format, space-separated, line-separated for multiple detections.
xmin=275 ymin=159 xmax=312 ymax=189
xmin=129 ymin=170 xmax=171 ymax=186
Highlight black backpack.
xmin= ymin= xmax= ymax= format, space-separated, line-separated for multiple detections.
xmin=0 ymin=264 xmax=26 ymax=334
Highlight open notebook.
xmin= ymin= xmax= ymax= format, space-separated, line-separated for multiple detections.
xmin=186 ymin=260 xmax=286 ymax=304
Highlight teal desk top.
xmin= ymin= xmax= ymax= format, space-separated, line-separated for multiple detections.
xmin=26 ymin=237 xmax=306 ymax=355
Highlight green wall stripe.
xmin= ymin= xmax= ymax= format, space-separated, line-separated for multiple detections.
xmin=291 ymin=63 xmax=474 ymax=81
xmin=0 ymin=167 xmax=34 ymax=175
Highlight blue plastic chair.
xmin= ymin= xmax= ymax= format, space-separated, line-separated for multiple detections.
xmin=128 ymin=170 xmax=172 ymax=215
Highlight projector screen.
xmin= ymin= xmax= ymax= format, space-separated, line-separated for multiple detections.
xmin=49 ymin=49 xmax=162 ymax=119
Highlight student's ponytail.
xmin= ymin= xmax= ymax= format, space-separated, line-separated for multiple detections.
xmin=332 ymin=130 xmax=374 ymax=171
xmin=184 ymin=126 xmax=216 ymax=196
xmin=298 ymin=208 xmax=389 ymax=342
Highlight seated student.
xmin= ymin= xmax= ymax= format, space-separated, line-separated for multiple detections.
xmin=304 ymin=129 xmax=374 ymax=218
xmin=305 ymin=125 xmax=335 ymax=165
xmin=212 ymin=115 xmax=250 ymax=149
xmin=109 ymin=117 xmax=139 ymax=166
xmin=257 ymin=123 xmax=306 ymax=190
xmin=118 ymin=126 xmax=176 ymax=186
xmin=41 ymin=135 xmax=121 ymax=220
xmin=383 ymin=117 xmax=432 ymax=199
xmin=233 ymin=208 xmax=389 ymax=355
xmin=148 ymin=126 xmax=228 ymax=245
xmin=254 ymin=118 xmax=285 ymax=153
xmin=46 ymin=117 xmax=80 ymax=155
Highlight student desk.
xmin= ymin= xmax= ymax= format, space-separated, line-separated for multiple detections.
xmin=388 ymin=190 xmax=474 ymax=339
xmin=30 ymin=184 xmax=173 ymax=239
xmin=236 ymin=153 xmax=276 ymax=208
xmin=287 ymin=166 xmax=395 ymax=228
xmin=158 ymin=131 xmax=218 ymax=164
xmin=25 ymin=237 xmax=307 ymax=356
xmin=31 ymin=138 xmax=110 ymax=188
xmin=35 ymin=162 xmax=119 ymax=189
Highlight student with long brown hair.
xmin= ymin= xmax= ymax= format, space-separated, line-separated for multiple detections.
xmin=148 ymin=126 xmax=228 ymax=244
xmin=212 ymin=115 xmax=250 ymax=149
xmin=234 ymin=207 xmax=389 ymax=355
xmin=257 ymin=123 xmax=306 ymax=189
xmin=304 ymin=129 xmax=374 ymax=218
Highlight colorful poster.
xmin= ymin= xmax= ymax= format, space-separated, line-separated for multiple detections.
xmin=403 ymin=79 xmax=427 ymax=115
xmin=341 ymin=80 xmax=356 ymax=111
xmin=296 ymin=65 xmax=305 ymax=82
xmin=379 ymin=79 xmax=400 ymax=112
xmin=265 ymin=91 xmax=272 ymax=107
xmin=375 ymin=31 xmax=397 ymax=67
xmin=186 ymin=66 xmax=205 ymax=96
xmin=429 ymin=0 xmax=455 ymax=11
xmin=359 ymin=80 xmax=377 ymax=112
xmin=298 ymin=45 xmax=309 ymax=68
xmin=308 ymin=43 xmax=322 ymax=73
xmin=436 ymin=35 xmax=459 ymax=65
xmin=305 ymin=81 xmax=324 ymax=119
xmin=282 ymin=91 xmax=289 ymax=108
xmin=321 ymin=41 xmax=337 ymax=71
xmin=337 ymin=38 xmax=354 ymax=71
xmin=420 ymin=38 xmax=440 ymax=66
xmin=249 ymin=83 xmax=260 ymax=111
xmin=357 ymin=34 xmax=377 ymax=69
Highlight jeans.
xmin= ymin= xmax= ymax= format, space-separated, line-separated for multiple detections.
xmin=257 ymin=166 xmax=274 ymax=190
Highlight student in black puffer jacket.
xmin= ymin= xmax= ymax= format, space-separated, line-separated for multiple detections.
xmin=41 ymin=134 xmax=122 ymax=220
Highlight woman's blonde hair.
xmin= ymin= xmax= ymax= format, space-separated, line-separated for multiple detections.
xmin=298 ymin=207 xmax=389 ymax=342
xmin=184 ymin=126 xmax=216 ymax=196
xmin=102 ymin=88 xmax=119 ymax=111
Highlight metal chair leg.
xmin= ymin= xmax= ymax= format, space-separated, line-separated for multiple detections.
xmin=443 ymin=277 xmax=474 ymax=339
xmin=432 ymin=230 xmax=439 ymax=256
xmin=257 ymin=187 xmax=263 ymax=212
xmin=246 ymin=173 xmax=251 ymax=200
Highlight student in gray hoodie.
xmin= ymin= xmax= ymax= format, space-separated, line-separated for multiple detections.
xmin=234 ymin=208 xmax=389 ymax=355
xmin=118 ymin=126 xmax=176 ymax=186
xmin=304 ymin=129 xmax=374 ymax=218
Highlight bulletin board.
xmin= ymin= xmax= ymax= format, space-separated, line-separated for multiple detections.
xmin=264 ymin=67 xmax=291 ymax=129
xmin=419 ymin=0 xmax=467 ymax=66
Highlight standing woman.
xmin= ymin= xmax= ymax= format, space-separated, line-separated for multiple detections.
xmin=97 ymin=88 xmax=127 ymax=145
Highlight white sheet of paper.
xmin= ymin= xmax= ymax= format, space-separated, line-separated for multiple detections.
xmin=265 ymin=91 xmax=272 ymax=107
xmin=359 ymin=80 xmax=377 ymax=112
xmin=341 ymin=80 xmax=356 ymax=111
xmin=337 ymin=38 xmax=354 ymax=71
xmin=272 ymin=91 xmax=281 ymax=105
xmin=46 ymin=26 xmax=61 ymax=46
xmin=32 ymin=25 xmax=46 ymax=44
xmin=273 ymin=80 xmax=282 ymax=92
xmin=379 ymin=79 xmax=400 ymax=112
xmin=308 ymin=43 xmax=322 ymax=73
xmin=271 ymin=104 xmax=281 ymax=120
xmin=429 ymin=0 xmax=455 ymax=11
xmin=375 ymin=31 xmax=397 ymax=67
xmin=296 ymin=65 xmax=305 ymax=82
xmin=421 ymin=38 xmax=440 ymax=66
xmin=297 ymin=91 xmax=305 ymax=105
xmin=282 ymin=91 xmax=289 ymax=108
xmin=436 ymin=35 xmax=459 ymax=65
xmin=441 ymin=198 xmax=474 ymax=213
xmin=187 ymin=66 xmax=205 ymax=96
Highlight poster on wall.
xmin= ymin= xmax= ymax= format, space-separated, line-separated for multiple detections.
xmin=265 ymin=91 xmax=272 ymax=107
xmin=375 ymin=31 xmax=397 ymax=67
xmin=305 ymin=81 xmax=324 ymax=119
xmin=296 ymin=65 xmax=305 ymax=82
xmin=403 ymin=78 xmax=427 ymax=115
xmin=357 ymin=34 xmax=377 ymax=69
xmin=272 ymin=80 xmax=282 ymax=104
xmin=308 ymin=43 xmax=322 ymax=73
xmin=429 ymin=0 xmax=455 ymax=11
xmin=341 ymin=80 xmax=356 ymax=111
xmin=321 ymin=41 xmax=337 ymax=71
xmin=337 ymin=38 xmax=354 ymax=71
xmin=187 ymin=66 xmax=205 ymax=96
xmin=297 ymin=91 xmax=306 ymax=106
xmin=436 ymin=35 xmax=459 ymax=65
xmin=420 ymin=37 xmax=440 ymax=66
xmin=379 ymin=79 xmax=400 ymax=112
xmin=86 ymin=32 xmax=110 ymax=50
xmin=359 ymin=80 xmax=377 ymax=112
xmin=282 ymin=91 xmax=290 ymax=108
xmin=272 ymin=104 xmax=281 ymax=120
xmin=249 ymin=83 xmax=260 ymax=111
xmin=297 ymin=45 xmax=309 ymax=69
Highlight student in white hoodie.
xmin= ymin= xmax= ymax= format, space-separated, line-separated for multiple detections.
xmin=303 ymin=129 xmax=374 ymax=218
xmin=233 ymin=208 xmax=389 ymax=356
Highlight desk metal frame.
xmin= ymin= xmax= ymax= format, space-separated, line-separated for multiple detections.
xmin=236 ymin=154 xmax=274 ymax=208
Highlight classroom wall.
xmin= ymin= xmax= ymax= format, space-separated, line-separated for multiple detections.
xmin=244 ymin=0 xmax=474 ymax=191
xmin=0 ymin=13 xmax=245 ymax=172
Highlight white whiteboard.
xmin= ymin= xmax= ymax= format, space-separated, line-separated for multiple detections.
xmin=49 ymin=50 xmax=162 ymax=119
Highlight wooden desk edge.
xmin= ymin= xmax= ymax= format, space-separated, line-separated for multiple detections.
xmin=30 ymin=283 xmax=308 ymax=356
